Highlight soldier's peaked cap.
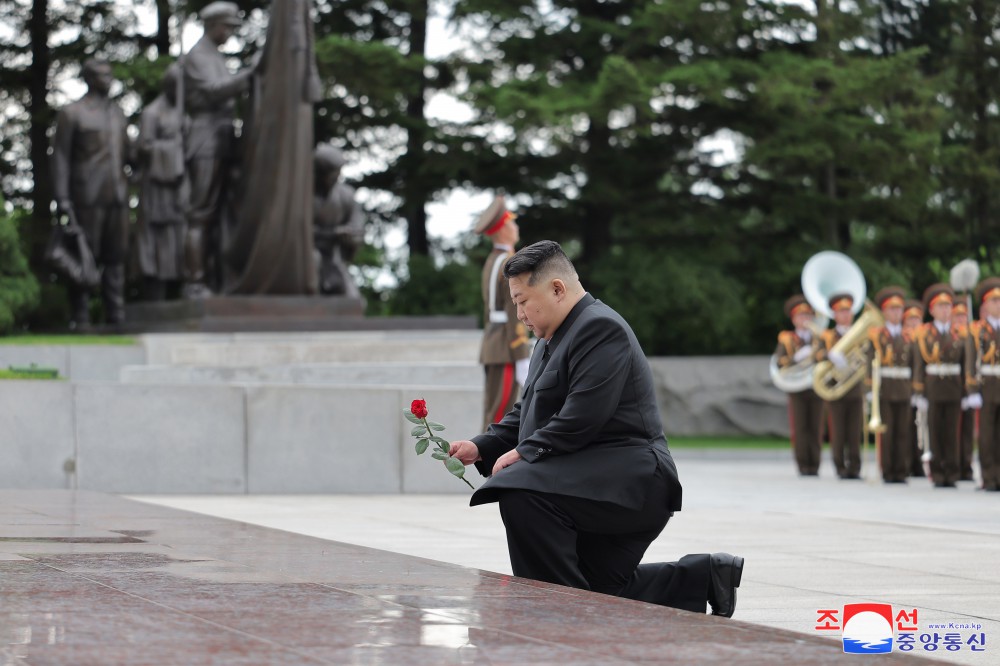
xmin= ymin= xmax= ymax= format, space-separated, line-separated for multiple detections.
xmin=874 ymin=286 xmax=906 ymax=310
xmin=976 ymin=276 xmax=1000 ymax=304
xmin=923 ymin=283 xmax=955 ymax=310
xmin=200 ymin=1 xmax=241 ymax=25
xmin=783 ymin=294 xmax=812 ymax=319
xmin=473 ymin=195 xmax=511 ymax=236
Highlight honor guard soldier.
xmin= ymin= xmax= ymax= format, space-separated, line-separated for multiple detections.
xmin=914 ymin=284 xmax=977 ymax=487
xmin=775 ymin=295 xmax=824 ymax=475
xmin=475 ymin=195 xmax=532 ymax=430
xmin=969 ymin=277 xmax=1000 ymax=491
xmin=818 ymin=293 xmax=864 ymax=479
xmin=953 ymin=300 xmax=976 ymax=481
xmin=867 ymin=287 xmax=914 ymax=483
xmin=903 ymin=299 xmax=926 ymax=477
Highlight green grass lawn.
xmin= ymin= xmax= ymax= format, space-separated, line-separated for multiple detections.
xmin=0 ymin=335 xmax=136 ymax=346
xmin=668 ymin=436 xmax=788 ymax=448
xmin=0 ymin=368 xmax=61 ymax=380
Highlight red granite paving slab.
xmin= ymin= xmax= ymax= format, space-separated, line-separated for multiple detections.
xmin=0 ymin=490 xmax=949 ymax=665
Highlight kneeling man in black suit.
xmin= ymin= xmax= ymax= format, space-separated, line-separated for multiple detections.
xmin=449 ymin=240 xmax=744 ymax=616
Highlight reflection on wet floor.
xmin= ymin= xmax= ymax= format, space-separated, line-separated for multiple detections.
xmin=0 ymin=490 xmax=937 ymax=665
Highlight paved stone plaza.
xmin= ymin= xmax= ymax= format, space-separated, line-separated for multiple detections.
xmin=136 ymin=451 xmax=999 ymax=665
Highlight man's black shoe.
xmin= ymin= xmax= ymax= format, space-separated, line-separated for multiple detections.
xmin=708 ymin=553 xmax=744 ymax=618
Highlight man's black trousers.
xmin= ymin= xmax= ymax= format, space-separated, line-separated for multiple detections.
xmin=497 ymin=464 xmax=711 ymax=613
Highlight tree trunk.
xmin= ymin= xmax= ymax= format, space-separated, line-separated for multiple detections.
xmin=156 ymin=0 xmax=171 ymax=57
xmin=580 ymin=118 xmax=612 ymax=280
xmin=27 ymin=0 xmax=52 ymax=264
xmin=402 ymin=0 xmax=429 ymax=257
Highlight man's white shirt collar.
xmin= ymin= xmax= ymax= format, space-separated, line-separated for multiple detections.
xmin=935 ymin=321 xmax=950 ymax=335
xmin=886 ymin=322 xmax=902 ymax=337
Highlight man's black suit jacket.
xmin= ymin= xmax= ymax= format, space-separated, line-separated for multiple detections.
xmin=470 ymin=294 xmax=683 ymax=513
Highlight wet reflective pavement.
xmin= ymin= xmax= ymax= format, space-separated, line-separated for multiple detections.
xmin=1 ymin=490 xmax=940 ymax=665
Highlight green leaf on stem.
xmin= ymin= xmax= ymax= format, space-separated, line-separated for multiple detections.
xmin=415 ymin=438 xmax=429 ymax=455
xmin=403 ymin=411 xmax=423 ymax=424
xmin=411 ymin=426 xmax=428 ymax=437
xmin=444 ymin=456 xmax=465 ymax=476
xmin=431 ymin=436 xmax=449 ymax=446
xmin=427 ymin=422 xmax=446 ymax=431
xmin=431 ymin=451 xmax=448 ymax=460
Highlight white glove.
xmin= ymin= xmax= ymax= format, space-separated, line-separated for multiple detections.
xmin=865 ymin=392 xmax=873 ymax=403
xmin=515 ymin=357 xmax=530 ymax=385
xmin=961 ymin=396 xmax=969 ymax=411
xmin=912 ymin=395 xmax=929 ymax=413
xmin=966 ymin=393 xmax=983 ymax=410
xmin=793 ymin=346 xmax=812 ymax=363
xmin=828 ymin=350 xmax=848 ymax=370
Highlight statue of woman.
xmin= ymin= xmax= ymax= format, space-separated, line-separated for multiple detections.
xmin=226 ymin=0 xmax=322 ymax=294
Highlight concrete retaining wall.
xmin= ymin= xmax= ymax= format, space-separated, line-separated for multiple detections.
xmin=0 ymin=381 xmax=482 ymax=494
xmin=0 ymin=332 xmax=789 ymax=494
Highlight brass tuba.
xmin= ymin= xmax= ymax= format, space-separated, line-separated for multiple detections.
xmin=802 ymin=252 xmax=883 ymax=401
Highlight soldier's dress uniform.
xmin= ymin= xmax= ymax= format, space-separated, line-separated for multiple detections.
xmin=774 ymin=295 xmax=824 ymax=475
xmin=475 ymin=196 xmax=532 ymax=431
xmin=867 ymin=287 xmax=914 ymax=483
xmin=903 ymin=300 xmax=927 ymax=477
xmin=914 ymin=284 xmax=970 ymax=487
xmin=968 ymin=278 xmax=1000 ymax=491
xmin=818 ymin=294 xmax=865 ymax=479
xmin=953 ymin=301 xmax=977 ymax=481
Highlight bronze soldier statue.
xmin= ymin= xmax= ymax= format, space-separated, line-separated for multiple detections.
xmin=51 ymin=58 xmax=130 ymax=328
xmin=312 ymin=144 xmax=364 ymax=297
xmin=136 ymin=63 xmax=187 ymax=300
xmin=181 ymin=1 xmax=254 ymax=298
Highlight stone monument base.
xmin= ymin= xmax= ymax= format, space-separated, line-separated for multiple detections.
xmin=121 ymin=296 xmax=475 ymax=333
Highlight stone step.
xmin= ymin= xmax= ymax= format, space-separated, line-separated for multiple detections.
xmin=120 ymin=361 xmax=483 ymax=387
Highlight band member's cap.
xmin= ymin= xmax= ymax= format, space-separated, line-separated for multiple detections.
xmin=783 ymin=294 xmax=813 ymax=319
xmin=473 ymin=195 xmax=515 ymax=236
xmin=903 ymin=299 xmax=924 ymax=321
xmin=828 ymin=293 xmax=854 ymax=312
xmin=200 ymin=1 xmax=242 ymax=25
xmin=923 ymin=283 xmax=955 ymax=310
xmin=976 ymin=277 xmax=1000 ymax=304
xmin=874 ymin=286 xmax=906 ymax=311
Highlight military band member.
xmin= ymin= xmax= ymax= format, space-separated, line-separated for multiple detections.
xmin=953 ymin=300 xmax=976 ymax=481
xmin=903 ymin=299 xmax=926 ymax=477
xmin=867 ymin=287 xmax=914 ymax=483
xmin=914 ymin=284 xmax=976 ymax=488
xmin=969 ymin=277 xmax=1000 ymax=491
xmin=775 ymin=295 xmax=824 ymax=475
xmin=818 ymin=293 xmax=864 ymax=479
xmin=475 ymin=195 xmax=532 ymax=431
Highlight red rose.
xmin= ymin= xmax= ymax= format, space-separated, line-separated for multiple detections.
xmin=410 ymin=399 xmax=428 ymax=419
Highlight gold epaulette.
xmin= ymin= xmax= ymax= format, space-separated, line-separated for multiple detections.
xmin=510 ymin=323 xmax=530 ymax=349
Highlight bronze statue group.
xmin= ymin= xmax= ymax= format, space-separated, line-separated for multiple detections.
xmin=774 ymin=252 xmax=1000 ymax=492
xmin=49 ymin=1 xmax=363 ymax=329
